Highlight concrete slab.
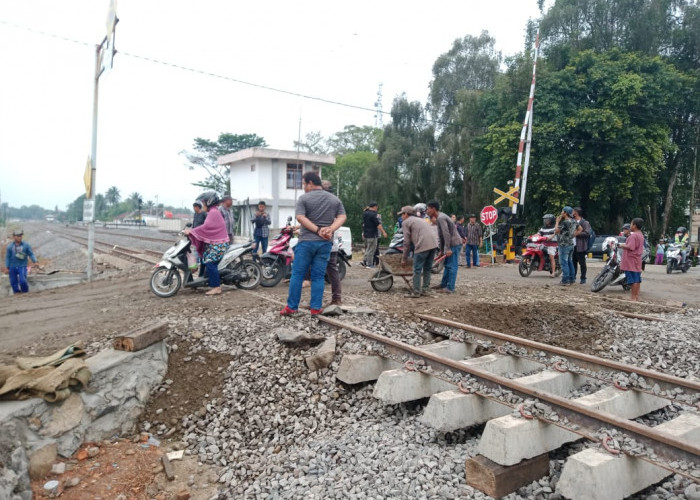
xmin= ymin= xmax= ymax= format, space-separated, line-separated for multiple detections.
xmin=337 ymin=340 xmax=473 ymax=385
xmin=459 ymin=353 xmax=542 ymax=375
xmin=478 ymin=386 xmax=670 ymax=466
xmin=557 ymin=413 xmax=700 ymax=500
xmin=373 ymin=370 xmax=455 ymax=404
xmin=420 ymin=370 xmax=587 ymax=431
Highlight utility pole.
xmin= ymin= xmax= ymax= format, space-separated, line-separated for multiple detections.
xmin=86 ymin=1 xmax=118 ymax=281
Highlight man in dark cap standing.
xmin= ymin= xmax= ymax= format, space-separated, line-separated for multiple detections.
xmin=4 ymin=230 xmax=38 ymax=294
xmin=361 ymin=201 xmax=387 ymax=268
xmin=219 ymin=195 xmax=235 ymax=243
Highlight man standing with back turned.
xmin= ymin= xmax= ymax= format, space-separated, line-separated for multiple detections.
xmin=426 ymin=200 xmax=462 ymax=293
xmin=361 ymin=202 xmax=387 ymax=268
xmin=281 ymin=172 xmax=346 ymax=316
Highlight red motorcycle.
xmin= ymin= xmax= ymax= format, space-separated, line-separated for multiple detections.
xmin=259 ymin=217 xmax=296 ymax=287
xmin=518 ymin=234 xmax=561 ymax=277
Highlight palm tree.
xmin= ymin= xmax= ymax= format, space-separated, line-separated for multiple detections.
xmin=128 ymin=192 xmax=143 ymax=211
xmin=105 ymin=186 xmax=121 ymax=206
xmin=145 ymin=200 xmax=155 ymax=214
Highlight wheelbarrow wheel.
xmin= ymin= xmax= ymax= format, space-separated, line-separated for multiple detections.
xmin=370 ymin=270 xmax=393 ymax=292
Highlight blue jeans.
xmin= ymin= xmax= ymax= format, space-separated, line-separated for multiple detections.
xmin=9 ymin=266 xmax=29 ymax=293
xmin=465 ymin=244 xmax=479 ymax=267
xmin=287 ymin=240 xmax=332 ymax=310
xmin=413 ymin=249 xmax=436 ymax=292
xmin=254 ymin=236 xmax=269 ymax=255
xmin=559 ymin=245 xmax=575 ymax=283
xmin=440 ymin=245 xmax=462 ymax=292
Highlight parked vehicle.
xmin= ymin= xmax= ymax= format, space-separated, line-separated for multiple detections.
xmin=591 ymin=237 xmax=627 ymax=292
xmin=590 ymin=237 xmax=649 ymax=292
xmin=384 ymin=228 xmax=445 ymax=274
xmin=518 ymin=234 xmax=561 ymax=277
xmin=259 ymin=217 xmax=350 ymax=287
xmin=150 ymin=232 xmax=262 ymax=297
xmin=259 ymin=218 xmax=295 ymax=287
xmin=666 ymin=243 xmax=691 ymax=274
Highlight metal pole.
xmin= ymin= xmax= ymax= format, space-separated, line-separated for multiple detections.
xmin=295 ymin=115 xmax=301 ymax=205
xmin=86 ymin=42 xmax=101 ymax=281
xmin=489 ymin=225 xmax=494 ymax=264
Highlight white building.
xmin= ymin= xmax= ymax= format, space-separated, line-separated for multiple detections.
xmin=218 ymin=148 xmax=335 ymax=237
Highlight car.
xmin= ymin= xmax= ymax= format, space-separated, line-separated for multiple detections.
xmin=589 ymin=235 xmax=625 ymax=259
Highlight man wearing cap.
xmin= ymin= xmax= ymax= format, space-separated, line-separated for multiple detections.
xmin=399 ymin=206 xmax=439 ymax=297
xmin=251 ymin=200 xmax=271 ymax=256
xmin=464 ymin=214 xmax=483 ymax=269
xmin=219 ymin=195 xmax=235 ymax=243
xmin=554 ymin=206 xmax=579 ymax=285
xmin=361 ymin=202 xmax=387 ymax=268
xmin=4 ymin=230 xmax=38 ymax=294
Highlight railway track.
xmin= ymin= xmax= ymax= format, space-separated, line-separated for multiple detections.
xmin=317 ymin=314 xmax=700 ymax=498
xmin=63 ymin=225 xmax=174 ymax=244
xmin=57 ymin=233 xmax=160 ymax=266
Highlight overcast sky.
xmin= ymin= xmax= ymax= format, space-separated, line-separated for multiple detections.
xmin=0 ymin=0 xmax=544 ymax=211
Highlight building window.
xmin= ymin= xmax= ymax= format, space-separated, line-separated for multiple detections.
xmin=250 ymin=164 xmax=256 ymax=172
xmin=286 ymin=163 xmax=303 ymax=189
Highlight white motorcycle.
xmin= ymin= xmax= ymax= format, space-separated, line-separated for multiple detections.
xmin=666 ymin=243 xmax=691 ymax=274
xmin=150 ymin=232 xmax=262 ymax=297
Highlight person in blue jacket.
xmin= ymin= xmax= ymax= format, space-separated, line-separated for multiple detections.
xmin=4 ymin=230 xmax=38 ymax=294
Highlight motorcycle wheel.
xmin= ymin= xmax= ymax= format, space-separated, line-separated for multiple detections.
xmin=590 ymin=269 xmax=613 ymax=292
xmin=431 ymin=259 xmax=445 ymax=274
xmin=666 ymin=261 xmax=674 ymax=274
xmin=681 ymin=265 xmax=688 ymax=273
xmin=260 ymin=256 xmax=285 ymax=287
xmin=622 ymin=284 xmax=631 ymax=291
xmin=233 ymin=261 xmax=262 ymax=290
xmin=337 ymin=259 xmax=347 ymax=281
xmin=518 ymin=258 xmax=533 ymax=277
xmin=370 ymin=270 xmax=393 ymax=292
xmin=150 ymin=267 xmax=182 ymax=298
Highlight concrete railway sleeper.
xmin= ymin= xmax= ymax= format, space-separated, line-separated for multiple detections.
xmin=318 ymin=316 xmax=699 ymax=490
xmin=417 ymin=313 xmax=699 ymax=405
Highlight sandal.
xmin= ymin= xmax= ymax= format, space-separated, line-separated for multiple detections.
xmin=205 ymin=287 xmax=222 ymax=295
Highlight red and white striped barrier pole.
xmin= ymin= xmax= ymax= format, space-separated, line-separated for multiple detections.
xmin=513 ymin=31 xmax=540 ymax=215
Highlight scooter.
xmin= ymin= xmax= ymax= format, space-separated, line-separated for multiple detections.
xmin=260 ymin=217 xmax=350 ymax=287
xmin=590 ymin=237 xmax=649 ymax=292
xmin=518 ymin=234 xmax=561 ymax=277
xmin=260 ymin=217 xmax=295 ymax=287
xmin=150 ymin=232 xmax=262 ymax=297
xmin=384 ymin=228 xmax=445 ymax=274
xmin=666 ymin=243 xmax=691 ymax=274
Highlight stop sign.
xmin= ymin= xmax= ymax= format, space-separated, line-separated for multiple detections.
xmin=480 ymin=205 xmax=498 ymax=226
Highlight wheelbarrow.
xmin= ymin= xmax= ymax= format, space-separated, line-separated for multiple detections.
xmin=369 ymin=253 xmax=446 ymax=292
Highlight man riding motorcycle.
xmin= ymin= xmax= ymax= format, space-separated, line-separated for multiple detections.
xmin=674 ymin=226 xmax=689 ymax=265
xmin=538 ymin=214 xmax=557 ymax=278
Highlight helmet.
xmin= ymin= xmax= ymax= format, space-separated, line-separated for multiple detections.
xmin=542 ymin=214 xmax=555 ymax=226
xmin=676 ymin=226 xmax=687 ymax=234
xmin=413 ymin=203 xmax=427 ymax=218
xmin=622 ymin=223 xmax=631 ymax=231
xmin=196 ymin=191 xmax=220 ymax=207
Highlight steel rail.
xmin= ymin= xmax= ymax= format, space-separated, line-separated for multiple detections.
xmin=416 ymin=314 xmax=700 ymax=397
xmin=319 ymin=316 xmax=700 ymax=467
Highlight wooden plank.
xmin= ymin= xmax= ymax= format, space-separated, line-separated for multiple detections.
xmin=611 ymin=310 xmax=663 ymax=322
xmin=466 ymin=453 xmax=549 ymax=498
xmin=113 ymin=321 xmax=168 ymax=352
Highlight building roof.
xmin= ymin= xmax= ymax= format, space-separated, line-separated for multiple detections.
xmin=217 ymin=147 xmax=335 ymax=166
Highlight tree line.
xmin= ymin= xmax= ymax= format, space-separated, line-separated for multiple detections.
xmin=185 ymin=0 xmax=699 ymax=242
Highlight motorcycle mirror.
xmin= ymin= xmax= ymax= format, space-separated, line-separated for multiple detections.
xmin=185 ymin=223 xmax=193 ymax=228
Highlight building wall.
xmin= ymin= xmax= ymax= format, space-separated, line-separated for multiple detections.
xmin=230 ymin=160 xmax=260 ymax=200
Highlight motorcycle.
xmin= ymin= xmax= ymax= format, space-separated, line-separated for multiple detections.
xmin=150 ymin=232 xmax=262 ymax=297
xmin=385 ymin=228 xmax=445 ymax=274
xmin=518 ymin=234 xmax=561 ymax=277
xmin=666 ymin=243 xmax=691 ymax=274
xmin=590 ymin=237 xmax=649 ymax=292
xmin=259 ymin=217 xmax=350 ymax=287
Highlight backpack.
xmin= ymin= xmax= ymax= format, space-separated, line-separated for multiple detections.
xmin=586 ymin=222 xmax=596 ymax=252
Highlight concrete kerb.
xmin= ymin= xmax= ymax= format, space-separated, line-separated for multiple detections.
xmin=478 ymin=385 xmax=670 ymax=466
xmin=0 ymin=341 xmax=168 ymax=460
xmin=557 ymin=412 xmax=700 ymax=500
